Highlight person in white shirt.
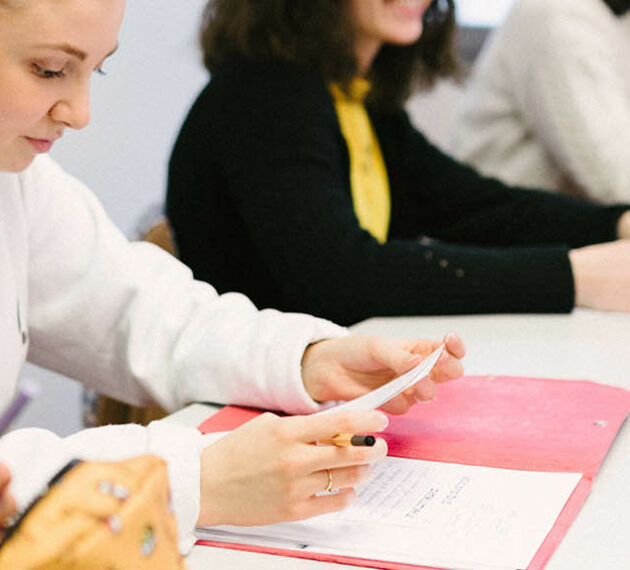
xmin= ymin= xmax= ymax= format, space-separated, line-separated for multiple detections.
xmin=0 ymin=0 xmax=467 ymax=553
xmin=450 ymin=0 xmax=630 ymax=203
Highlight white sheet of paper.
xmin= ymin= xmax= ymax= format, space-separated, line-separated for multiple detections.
xmin=197 ymin=457 xmax=581 ymax=570
xmin=316 ymin=343 xmax=444 ymax=415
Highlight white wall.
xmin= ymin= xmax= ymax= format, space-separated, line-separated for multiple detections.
xmin=14 ymin=0 xmax=209 ymax=436
xmin=456 ymin=0 xmax=514 ymax=27
xmin=50 ymin=0 xmax=209 ymax=236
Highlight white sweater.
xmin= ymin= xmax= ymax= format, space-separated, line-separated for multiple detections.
xmin=450 ymin=0 xmax=630 ymax=203
xmin=0 ymin=155 xmax=345 ymax=552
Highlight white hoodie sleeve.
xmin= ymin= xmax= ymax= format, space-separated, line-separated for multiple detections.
xmin=21 ymin=156 xmax=347 ymax=415
xmin=1 ymin=155 xmax=349 ymax=555
xmin=0 ymin=422 xmax=204 ymax=553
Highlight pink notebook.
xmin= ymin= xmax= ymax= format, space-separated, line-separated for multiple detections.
xmin=197 ymin=376 xmax=630 ymax=569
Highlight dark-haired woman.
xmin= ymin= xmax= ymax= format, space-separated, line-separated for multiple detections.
xmin=167 ymin=0 xmax=630 ymax=326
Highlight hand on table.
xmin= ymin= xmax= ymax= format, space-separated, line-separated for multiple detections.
xmin=617 ymin=211 xmax=630 ymax=240
xmin=301 ymin=333 xmax=465 ymax=414
xmin=569 ymin=239 xmax=630 ymax=312
xmin=197 ymin=410 xmax=388 ymax=527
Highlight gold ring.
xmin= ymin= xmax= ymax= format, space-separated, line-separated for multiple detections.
xmin=324 ymin=468 xmax=333 ymax=493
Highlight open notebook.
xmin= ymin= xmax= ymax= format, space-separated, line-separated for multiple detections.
xmin=196 ymin=376 xmax=630 ymax=570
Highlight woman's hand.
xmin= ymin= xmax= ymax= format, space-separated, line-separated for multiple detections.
xmin=0 ymin=463 xmax=17 ymax=539
xmin=569 ymin=240 xmax=630 ymax=312
xmin=301 ymin=333 xmax=465 ymax=414
xmin=197 ymin=410 xmax=388 ymax=527
xmin=617 ymin=211 xmax=630 ymax=240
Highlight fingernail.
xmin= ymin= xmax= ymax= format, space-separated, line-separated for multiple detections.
xmin=369 ymin=440 xmax=388 ymax=462
xmin=377 ymin=412 xmax=389 ymax=429
xmin=415 ymin=394 xmax=436 ymax=404
xmin=379 ymin=440 xmax=389 ymax=459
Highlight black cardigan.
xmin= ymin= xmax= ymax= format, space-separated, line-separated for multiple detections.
xmin=167 ymin=58 xmax=626 ymax=326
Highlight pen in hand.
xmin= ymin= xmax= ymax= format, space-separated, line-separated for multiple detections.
xmin=317 ymin=433 xmax=376 ymax=447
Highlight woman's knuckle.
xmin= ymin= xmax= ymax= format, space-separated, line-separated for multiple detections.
xmin=277 ymin=454 xmax=298 ymax=476
xmin=337 ymin=489 xmax=356 ymax=510
xmin=284 ymin=478 xmax=303 ymax=500
xmin=334 ymin=415 xmax=355 ymax=434
xmin=353 ymin=447 xmax=372 ymax=463
xmin=355 ymin=464 xmax=372 ymax=483
xmin=273 ymin=420 xmax=293 ymax=441
xmin=284 ymin=501 xmax=303 ymax=521
xmin=344 ymin=465 xmax=363 ymax=486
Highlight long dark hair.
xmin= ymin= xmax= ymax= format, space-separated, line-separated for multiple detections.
xmin=200 ymin=0 xmax=458 ymax=109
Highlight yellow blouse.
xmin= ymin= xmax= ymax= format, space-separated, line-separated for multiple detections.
xmin=330 ymin=79 xmax=391 ymax=243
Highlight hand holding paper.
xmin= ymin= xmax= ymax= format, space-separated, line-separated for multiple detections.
xmin=197 ymin=377 xmax=630 ymax=569
xmin=301 ymin=333 xmax=464 ymax=415
xmin=317 ymin=343 xmax=445 ymax=415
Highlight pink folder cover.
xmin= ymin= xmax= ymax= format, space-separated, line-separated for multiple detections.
xmin=197 ymin=376 xmax=630 ymax=569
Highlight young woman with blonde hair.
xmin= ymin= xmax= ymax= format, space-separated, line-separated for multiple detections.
xmin=0 ymin=0 xmax=464 ymax=553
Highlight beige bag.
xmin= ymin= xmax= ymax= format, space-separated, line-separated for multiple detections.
xmin=0 ymin=455 xmax=185 ymax=569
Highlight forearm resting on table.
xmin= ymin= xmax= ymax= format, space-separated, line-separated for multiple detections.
xmin=569 ymin=230 xmax=630 ymax=313
xmin=618 ymin=211 xmax=630 ymax=240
